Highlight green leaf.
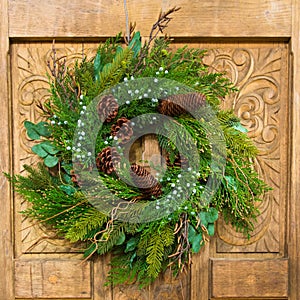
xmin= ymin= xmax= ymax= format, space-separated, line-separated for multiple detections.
xmin=232 ymin=122 xmax=248 ymax=133
xmin=191 ymin=233 xmax=203 ymax=253
xmin=36 ymin=122 xmax=51 ymax=137
xmin=31 ymin=144 xmax=48 ymax=158
xmin=24 ymin=121 xmax=51 ymax=140
xmin=199 ymin=211 xmax=208 ymax=228
xmin=115 ymin=231 xmax=126 ymax=245
xmin=44 ymin=155 xmax=59 ymax=168
xmin=125 ymin=237 xmax=139 ymax=253
xmin=32 ymin=141 xmax=59 ymax=158
xmin=102 ymin=62 xmax=112 ymax=74
xmin=207 ymin=223 xmax=215 ymax=236
xmin=128 ymin=31 xmax=141 ymax=57
xmin=60 ymin=185 xmax=76 ymax=196
xmin=225 ymin=175 xmax=238 ymax=191
xmin=84 ymin=243 xmax=97 ymax=258
xmin=24 ymin=121 xmax=42 ymax=140
xmin=129 ymin=252 xmax=137 ymax=268
xmin=63 ymin=173 xmax=72 ymax=184
xmin=187 ymin=223 xmax=197 ymax=243
xmin=188 ymin=224 xmax=203 ymax=253
xmin=42 ymin=141 xmax=60 ymax=155
xmin=206 ymin=207 xmax=219 ymax=223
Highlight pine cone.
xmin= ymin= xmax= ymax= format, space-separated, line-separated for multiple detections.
xmin=96 ymin=147 xmax=121 ymax=174
xmin=158 ymin=93 xmax=206 ymax=116
xmin=111 ymin=117 xmax=133 ymax=144
xmin=97 ymin=94 xmax=119 ymax=123
xmin=70 ymin=169 xmax=80 ymax=185
xmin=130 ymin=163 xmax=162 ymax=198
xmin=70 ymin=164 xmax=93 ymax=186
xmin=166 ymin=154 xmax=189 ymax=169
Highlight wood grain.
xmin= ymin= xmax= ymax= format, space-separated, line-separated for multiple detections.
xmin=190 ymin=242 xmax=210 ymax=300
xmin=93 ymin=255 xmax=112 ymax=300
xmin=289 ymin=1 xmax=300 ymax=299
xmin=15 ymin=259 xmax=91 ymax=298
xmin=198 ymin=45 xmax=289 ymax=254
xmin=0 ymin=0 xmax=14 ymax=299
xmin=8 ymin=0 xmax=292 ymax=38
xmin=211 ymin=259 xmax=288 ymax=298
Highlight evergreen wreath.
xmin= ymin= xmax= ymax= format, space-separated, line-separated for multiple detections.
xmin=7 ymin=7 xmax=270 ymax=287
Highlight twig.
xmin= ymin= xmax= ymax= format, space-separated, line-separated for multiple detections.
xmin=133 ymin=6 xmax=181 ymax=74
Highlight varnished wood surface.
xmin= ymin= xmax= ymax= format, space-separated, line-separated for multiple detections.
xmin=0 ymin=0 xmax=14 ymax=299
xmin=15 ymin=259 xmax=91 ymax=298
xmin=211 ymin=259 xmax=289 ymax=298
xmin=8 ymin=0 xmax=292 ymax=38
xmin=1 ymin=0 xmax=299 ymax=299
xmin=289 ymin=1 xmax=300 ymax=300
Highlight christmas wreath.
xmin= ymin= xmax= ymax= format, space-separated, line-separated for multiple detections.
xmin=8 ymin=7 xmax=269 ymax=287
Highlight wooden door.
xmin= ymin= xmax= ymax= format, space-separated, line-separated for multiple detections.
xmin=1 ymin=1 xmax=299 ymax=299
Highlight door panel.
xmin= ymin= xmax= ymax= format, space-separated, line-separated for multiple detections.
xmin=10 ymin=41 xmax=289 ymax=300
xmin=3 ymin=1 xmax=296 ymax=299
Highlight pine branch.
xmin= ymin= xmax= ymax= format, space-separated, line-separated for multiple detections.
xmin=65 ymin=208 xmax=108 ymax=242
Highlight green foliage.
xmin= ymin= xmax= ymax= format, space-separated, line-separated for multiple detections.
xmin=146 ymin=224 xmax=174 ymax=278
xmin=24 ymin=121 xmax=51 ymax=140
xmin=188 ymin=223 xmax=204 ymax=253
xmin=65 ymin=208 xmax=108 ymax=242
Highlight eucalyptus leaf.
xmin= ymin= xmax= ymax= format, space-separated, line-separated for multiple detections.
xmin=199 ymin=211 xmax=208 ymax=228
xmin=129 ymin=252 xmax=137 ymax=269
xmin=36 ymin=121 xmax=51 ymax=137
xmin=44 ymin=155 xmax=59 ymax=168
xmin=25 ymin=121 xmax=51 ymax=140
xmin=115 ymin=231 xmax=126 ymax=245
xmin=24 ymin=121 xmax=42 ymax=140
xmin=206 ymin=207 xmax=219 ymax=223
xmin=187 ymin=223 xmax=197 ymax=243
xmin=125 ymin=237 xmax=139 ymax=253
xmin=60 ymin=185 xmax=76 ymax=196
xmin=128 ymin=31 xmax=141 ymax=57
xmin=207 ymin=223 xmax=215 ymax=236
xmin=233 ymin=122 xmax=248 ymax=133
xmin=40 ymin=141 xmax=59 ymax=155
xmin=31 ymin=143 xmax=48 ymax=158
xmin=191 ymin=233 xmax=203 ymax=253
xmin=225 ymin=175 xmax=238 ymax=191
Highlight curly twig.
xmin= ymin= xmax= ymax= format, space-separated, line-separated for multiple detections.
xmin=133 ymin=6 xmax=181 ymax=74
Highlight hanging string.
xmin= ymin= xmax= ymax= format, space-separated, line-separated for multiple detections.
xmin=123 ymin=0 xmax=130 ymax=43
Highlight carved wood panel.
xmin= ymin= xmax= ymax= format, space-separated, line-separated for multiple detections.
xmin=200 ymin=44 xmax=288 ymax=254
xmin=11 ymin=43 xmax=98 ymax=256
xmin=11 ymin=41 xmax=289 ymax=299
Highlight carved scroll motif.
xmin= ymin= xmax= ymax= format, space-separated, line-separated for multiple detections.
xmin=203 ymin=47 xmax=287 ymax=252
xmin=14 ymin=44 xmax=97 ymax=254
xmin=14 ymin=44 xmax=287 ymax=255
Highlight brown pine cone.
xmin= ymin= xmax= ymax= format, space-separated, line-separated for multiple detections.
xmin=97 ymin=94 xmax=119 ymax=123
xmin=130 ymin=163 xmax=162 ymax=198
xmin=70 ymin=164 xmax=93 ymax=186
xmin=158 ymin=93 xmax=206 ymax=116
xmin=166 ymin=154 xmax=189 ymax=169
xmin=96 ymin=146 xmax=121 ymax=174
xmin=111 ymin=117 xmax=133 ymax=144
xmin=70 ymin=169 xmax=80 ymax=185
